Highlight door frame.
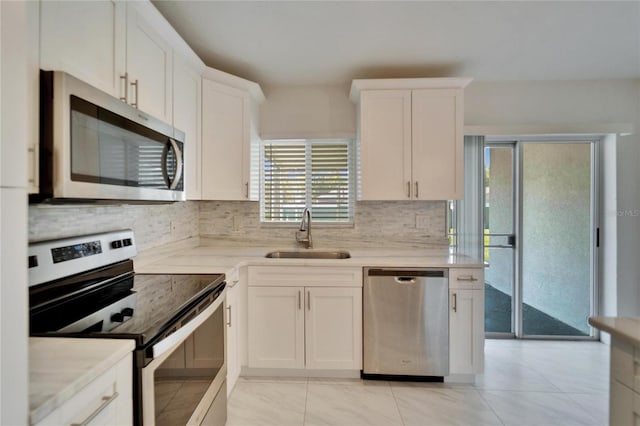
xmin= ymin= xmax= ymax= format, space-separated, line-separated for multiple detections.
xmin=485 ymin=136 xmax=600 ymax=340
xmin=483 ymin=142 xmax=518 ymax=339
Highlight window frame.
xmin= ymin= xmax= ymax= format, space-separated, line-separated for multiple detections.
xmin=259 ymin=138 xmax=355 ymax=226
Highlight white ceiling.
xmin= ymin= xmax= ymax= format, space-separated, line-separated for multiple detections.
xmin=152 ymin=1 xmax=640 ymax=87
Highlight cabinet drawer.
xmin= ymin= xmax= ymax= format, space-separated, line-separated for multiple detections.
xmin=449 ymin=268 xmax=484 ymax=290
xmin=35 ymin=354 xmax=132 ymax=426
xmin=249 ymin=266 xmax=362 ymax=287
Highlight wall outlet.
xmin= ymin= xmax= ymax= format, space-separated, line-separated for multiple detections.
xmin=415 ymin=214 xmax=430 ymax=229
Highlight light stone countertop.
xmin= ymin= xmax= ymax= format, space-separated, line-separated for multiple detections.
xmin=133 ymin=237 xmax=485 ymax=276
xmin=588 ymin=317 xmax=640 ymax=346
xmin=29 ymin=337 xmax=135 ymax=425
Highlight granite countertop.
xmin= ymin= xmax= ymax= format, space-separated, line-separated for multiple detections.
xmin=29 ymin=337 xmax=135 ymax=425
xmin=133 ymin=237 xmax=485 ymax=275
xmin=588 ymin=317 xmax=640 ymax=346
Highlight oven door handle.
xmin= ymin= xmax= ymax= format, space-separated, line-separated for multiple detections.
xmin=150 ymin=288 xmax=225 ymax=359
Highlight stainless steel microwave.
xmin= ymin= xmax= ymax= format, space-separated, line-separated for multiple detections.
xmin=32 ymin=70 xmax=185 ymax=203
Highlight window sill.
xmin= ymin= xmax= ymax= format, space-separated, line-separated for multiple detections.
xmin=260 ymin=221 xmax=355 ymax=229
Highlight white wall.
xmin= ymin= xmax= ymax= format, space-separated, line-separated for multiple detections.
xmin=260 ymin=85 xmax=356 ymax=139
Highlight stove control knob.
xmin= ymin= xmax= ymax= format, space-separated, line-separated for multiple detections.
xmin=111 ymin=312 xmax=125 ymax=322
xmin=122 ymin=308 xmax=134 ymax=317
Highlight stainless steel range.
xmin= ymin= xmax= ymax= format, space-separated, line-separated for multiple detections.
xmin=28 ymin=230 xmax=227 ymax=426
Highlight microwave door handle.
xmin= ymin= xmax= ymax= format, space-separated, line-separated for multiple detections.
xmin=161 ymin=138 xmax=183 ymax=190
xmin=168 ymin=138 xmax=183 ymax=190
xmin=161 ymin=141 xmax=171 ymax=188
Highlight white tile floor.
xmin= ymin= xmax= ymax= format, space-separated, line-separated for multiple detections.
xmin=227 ymin=340 xmax=609 ymax=426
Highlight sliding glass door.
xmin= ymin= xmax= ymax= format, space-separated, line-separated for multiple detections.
xmin=483 ymin=139 xmax=597 ymax=339
xmin=520 ymin=142 xmax=594 ymax=337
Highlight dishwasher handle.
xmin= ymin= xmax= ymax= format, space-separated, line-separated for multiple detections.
xmin=394 ymin=276 xmax=417 ymax=284
xmin=366 ymin=268 xmax=447 ymax=278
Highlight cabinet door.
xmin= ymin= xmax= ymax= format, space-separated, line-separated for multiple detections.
xmin=226 ymin=285 xmax=240 ymax=395
xmin=359 ymin=90 xmax=412 ymax=200
xmin=411 ymin=89 xmax=464 ymax=200
xmin=305 ymin=287 xmax=362 ymax=370
xmin=449 ymin=289 xmax=484 ymax=374
xmin=173 ymin=56 xmax=202 ymax=200
xmin=126 ymin=3 xmax=172 ymax=122
xmin=248 ymin=287 xmax=304 ymax=369
xmin=201 ymin=79 xmax=251 ymax=200
xmin=39 ymin=0 xmax=127 ymax=98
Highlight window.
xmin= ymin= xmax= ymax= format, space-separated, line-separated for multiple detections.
xmin=260 ymin=139 xmax=354 ymax=223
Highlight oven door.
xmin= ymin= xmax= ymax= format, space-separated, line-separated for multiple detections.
xmin=141 ymin=295 xmax=226 ymax=426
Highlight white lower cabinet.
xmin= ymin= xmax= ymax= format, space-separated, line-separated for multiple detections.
xmin=35 ymin=353 xmax=132 ymax=426
xmin=247 ymin=266 xmax=363 ymax=371
xmin=305 ymin=287 xmax=363 ymax=370
xmin=226 ymin=280 xmax=242 ymax=393
xmin=449 ymin=268 xmax=484 ymax=375
xmin=609 ymin=337 xmax=640 ymax=425
xmin=226 ymin=267 xmax=248 ymax=396
xmin=248 ymin=286 xmax=362 ymax=370
xmin=248 ymin=286 xmax=305 ymax=369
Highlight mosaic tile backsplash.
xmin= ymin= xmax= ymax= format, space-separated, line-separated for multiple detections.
xmin=28 ymin=201 xmax=199 ymax=251
xmin=29 ymin=200 xmax=448 ymax=250
xmin=198 ymin=200 xmax=448 ymax=249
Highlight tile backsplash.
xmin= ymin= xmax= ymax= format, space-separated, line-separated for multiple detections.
xmin=28 ymin=201 xmax=199 ymax=251
xmin=199 ymin=200 xmax=448 ymax=249
xmin=29 ymin=200 xmax=448 ymax=250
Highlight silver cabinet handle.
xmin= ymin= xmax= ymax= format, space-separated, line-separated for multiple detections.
xmin=452 ymin=293 xmax=457 ymax=312
xmin=119 ymin=73 xmax=128 ymax=102
xmin=245 ymin=182 xmax=249 ymax=198
xmin=407 ymin=181 xmax=411 ymax=198
xmin=71 ymin=392 xmax=119 ymax=426
xmin=307 ymin=290 xmax=311 ymax=311
xmin=226 ymin=305 xmax=232 ymax=327
xmin=415 ymin=181 xmax=419 ymax=199
xmin=298 ymin=290 xmax=302 ymax=310
xmin=130 ymin=79 xmax=139 ymax=108
xmin=456 ymin=275 xmax=479 ymax=282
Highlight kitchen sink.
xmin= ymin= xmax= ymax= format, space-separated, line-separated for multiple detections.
xmin=264 ymin=250 xmax=351 ymax=259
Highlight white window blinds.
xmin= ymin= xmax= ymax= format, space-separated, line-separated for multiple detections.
xmin=261 ymin=139 xmax=354 ymax=223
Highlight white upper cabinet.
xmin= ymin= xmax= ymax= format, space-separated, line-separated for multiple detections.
xmin=173 ymin=55 xmax=202 ymax=200
xmin=39 ymin=0 xmax=127 ymax=99
xmin=411 ymin=89 xmax=464 ymax=200
xmin=40 ymin=1 xmax=173 ymax=122
xmin=125 ymin=3 xmax=173 ymax=123
xmin=201 ymin=79 xmax=251 ymax=200
xmin=358 ymin=90 xmax=412 ymax=200
xmin=351 ymin=78 xmax=471 ymax=201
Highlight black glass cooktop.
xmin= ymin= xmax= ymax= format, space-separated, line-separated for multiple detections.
xmin=29 ymin=260 xmax=224 ymax=347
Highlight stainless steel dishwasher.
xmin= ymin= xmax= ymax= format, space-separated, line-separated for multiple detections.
xmin=363 ymin=268 xmax=449 ymax=379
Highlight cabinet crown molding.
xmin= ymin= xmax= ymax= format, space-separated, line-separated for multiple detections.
xmin=350 ymin=78 xmax=473 ymax=103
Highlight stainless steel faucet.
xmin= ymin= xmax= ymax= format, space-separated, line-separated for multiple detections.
xmin=296 ymin=208 xmax=313 ymax=249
